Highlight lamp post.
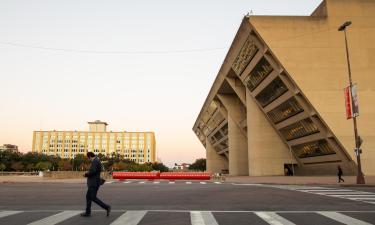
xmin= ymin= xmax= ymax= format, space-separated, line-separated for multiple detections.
xmin=338 ymin=21 xmax=365 ymax=184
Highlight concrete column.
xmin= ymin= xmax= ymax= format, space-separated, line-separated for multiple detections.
xmin=218 ymin=94 xmax=249 ymax=176
xmin=228 ymin=115 xmax=249 ymax=175
xmin=206 ymin=140 xmax=228 ymax=174
xmin=246 ymin=89 xmax=296 ymax=176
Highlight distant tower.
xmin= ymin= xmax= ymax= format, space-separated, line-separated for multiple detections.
xmin=88 ymin=120 xmax=108 ymax=132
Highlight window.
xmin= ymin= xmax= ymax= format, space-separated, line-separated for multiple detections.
xmin=280 ymin=118 xmax=319 ymax=141
xmin=267 ymin=97 xmax=304 ymax=124
xmin=245 ymin=57 xmax=273 ymax=91
xmin=232 ymin=36 xmax=259 ymax=75
xmin=255 ymin=77 xmax=288 ymax=107
xmin=292 ymin=140 xmax=336 ymax=158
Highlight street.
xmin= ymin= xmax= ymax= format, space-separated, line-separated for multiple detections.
xmin=0 ymin=181 xmax=375 ymax=224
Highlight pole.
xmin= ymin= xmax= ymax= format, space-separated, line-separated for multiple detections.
xmin=342 ymin=26 xmax=365 ymax=184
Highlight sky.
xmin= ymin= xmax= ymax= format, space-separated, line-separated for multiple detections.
xmin=0 ymin=0 xmax=322 ymax=167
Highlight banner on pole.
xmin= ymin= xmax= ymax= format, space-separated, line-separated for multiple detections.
xmin=344 ymin=86 xmax=352 ymax=119
xmin=351 ymin=83 xmax=359 ymax=117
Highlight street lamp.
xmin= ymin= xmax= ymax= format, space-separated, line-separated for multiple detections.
xmin=338 ymin=21 xmax=365 ymax=184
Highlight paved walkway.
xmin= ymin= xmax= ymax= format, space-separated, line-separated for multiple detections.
xmin=224 ymin=176 xmax=375 ymax=186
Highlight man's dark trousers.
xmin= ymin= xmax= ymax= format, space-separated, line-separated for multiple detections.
xmin=85 ymin=186 xmax=109 ymax=215
xmin=84 ymin=156 xmax=110 ymax=215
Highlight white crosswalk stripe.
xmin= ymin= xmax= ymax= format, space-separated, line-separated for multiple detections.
xmin=318 ymin=211 xmax=373 ymax=225
xmin=190 ymin=211 xmax=218 ymax=225
xmin=267 ymin=185 xmax=375 ymax=205
xmin=1 ymin=210 xmax=374 ymax=225
xmin=255 ymin=212 xmax=296 ymax=225
xmin=0 ymin=211 xmax=23 ymax=218
xmin=27 ymin=210 xmax=81 ymax=225
xmin=110 ymin=211 xmax=147 ymax=225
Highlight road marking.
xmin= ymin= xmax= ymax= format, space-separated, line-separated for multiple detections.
xmin=200 ymin=182 xmax=206 ymax=184
xmin=110 ymin=211 xmax=147 ymax=225
xmin=232 ymin=183 xmax=263 ymax=186
xmin=0 ymin=211 xmax=23 ymax=218
xmin=153 ymin=181 xmax=160 ymax=184
xmin=318 ymin=211 xmax=372 ymax=225
xmin=346 ymin=197 xmax=375 ymax=200
xmin=190 ymin=211 xmax=218 ymax=225
xmin=105 ymin=181 xmax=114 ymax=184
xmin=330 ymin=195 xmax=375 ymax=197
xmin=186 ymin=182 xmax=192 ymax=184
xmin=304 ymin=189 xmax=354 ymax=192
xmin=27 ymin=210 xmax=81 ymax=225
xmin=214 ymin=182 xmax=221 ymax=184
xmin=169 ymin=181 xmax=175 ymax=184
xmin=139 ymin=181 xmax=145 ymax=184
xmin=123 ymin=181 xmax=132 ymax=184
xmin=255 ymin=212 xmax=296 ymax=225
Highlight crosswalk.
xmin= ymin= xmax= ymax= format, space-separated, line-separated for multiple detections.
xmin=0 ymin=210 xmax=374 ymax=225
xmin=267 ymin=185 xmax=375 ymax=205
xmin=105 ymin=180 xmax=223 ymax=185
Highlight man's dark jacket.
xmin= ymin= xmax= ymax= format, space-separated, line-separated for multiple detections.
xmin=85 ymin=157 xmax=102 ymax=187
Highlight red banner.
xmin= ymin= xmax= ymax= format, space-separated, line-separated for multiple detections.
xmin=344 ymin=86 xmax=352 ymax=119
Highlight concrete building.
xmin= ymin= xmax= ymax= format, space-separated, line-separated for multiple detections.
xmin=193 ymin=0 xmax=375 ymax=176
xmin=32 ymin=120 xmax=156 ymax=163
xmin=0 ymin=144 xmax=18 ymax=152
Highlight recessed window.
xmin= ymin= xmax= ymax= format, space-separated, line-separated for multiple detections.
xmin=267 ymin=97 xmax=304 ymax=124
xmin=255 ymin=77 xmax=288 ymax=107
xmin=245 ymin=57 xmax=273 ymax=91
xmin=292 ymin=140 xmax=335 ymax=158
xmin=280 ymin=118 xmax=319 ymax=141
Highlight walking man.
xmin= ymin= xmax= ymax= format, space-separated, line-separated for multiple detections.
xmin=338 ymin=165 xmax=345 ymax=183
xmin=81 ymin=152 xmax=111 ymax=217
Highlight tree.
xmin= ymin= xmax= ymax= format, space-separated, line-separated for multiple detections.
xmin=147 ymin=162 xmax=169 ymax=172
xmin=26 ymin=163 xmax=35 ymax=171
xmin=189 ymin=158 xmax=206 ymax=171
xmin=58 ymin=160 xmax=72 ymax=171
xmin=36 ymin=161 xmax=52 ymax=171
xmin=11 ymin=161 xmax=24 ymax=171
xmin=112 ymin=162 xmax=128 ymax=171
xmin=0 ymin=163 xmax=5 ymax=172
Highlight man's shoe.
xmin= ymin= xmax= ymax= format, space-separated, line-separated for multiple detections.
xmin=106 ymin=206 xmax=111 ymax=217
xmin=80 ymin=213 xmax=91 ymax=217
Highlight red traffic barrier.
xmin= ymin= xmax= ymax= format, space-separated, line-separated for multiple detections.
xmin=159 ymin=172 xmax=211 ymax=180
xmin=112 ymin=172 xmax=160 ymax=180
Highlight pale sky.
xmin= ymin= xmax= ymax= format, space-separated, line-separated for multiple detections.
xmin=0 ymin=0 xmax=322 ymax=167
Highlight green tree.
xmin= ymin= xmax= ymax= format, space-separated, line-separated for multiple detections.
xmin=58 ymin=160 xmax=72 ymax=171
xmin=147 ymin=162 xmax=169 ymax=172
xmin=189 ymin=158 xmax=206 ymax=171
xmin=112 ymin=162 xmax=128 ymax=171
xmin=25 ymin=163 xmax=35 ymax=171
xmin=0 ymin=163 xmax=5 ymax=172
xmin=36 ymin=161 xmax=52 ymax=171
xmin=11 ymin=161 xmax=24 ymax=171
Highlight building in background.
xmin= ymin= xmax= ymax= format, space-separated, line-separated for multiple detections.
xmin=32 ymin=120 xmax=156 ymax=163
xmin=0 ymin=144 xmax=18 ymax=152
xmin=172 ymin=163 xmax=191 ymax=172
xmin=193 ymin=0 xmax=375 ymax=176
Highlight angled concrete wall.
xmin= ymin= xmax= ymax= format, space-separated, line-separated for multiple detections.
xmin=246 ymin=90 xmax=296 ymax=176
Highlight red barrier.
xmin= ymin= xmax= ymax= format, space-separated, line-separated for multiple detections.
xmin=112 ymin=172 xmax=211 ymax=180
xmin=159 ymin=172 xmax=211 ymax=180
xmin=112 ymin=172 xmax=160 ymax=180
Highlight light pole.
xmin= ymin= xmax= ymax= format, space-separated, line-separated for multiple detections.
xmin=338 ymin=21 xmax=365 ymax=184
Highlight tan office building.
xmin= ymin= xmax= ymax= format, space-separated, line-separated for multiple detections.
xmin=32 ymin=120 xmax=156 ymax=163
xmin=193 ymin=0 xmax=375 ymax=176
